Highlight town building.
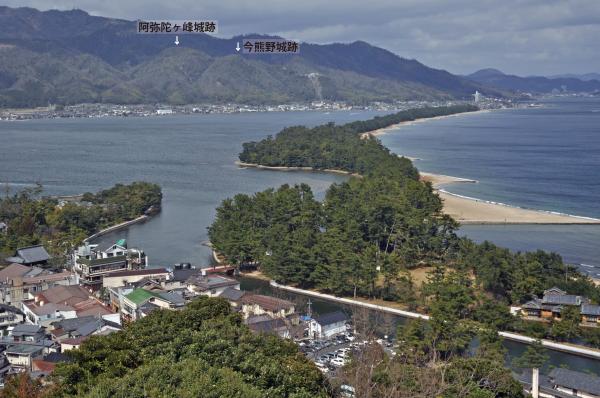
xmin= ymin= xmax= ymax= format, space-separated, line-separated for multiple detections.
xmin=48 ymin=315 xmax=121 ymax=351
xmin=309 ymin=311 xmax=348 ymax=339
xmin=186 ymin=272 xmax=240 ymax=297
xmin=521 ymin=287 xmax=589 ymax=320
xmin=102 ymin=268 xmax=169 ymax=288
xmin=31 ymin=352 xmax=71 ymax=376
xmin=581 ymin=304 xmax=600 ymax=326
xmin=519 ymin=368 xmax=600 ymax=398
xmin=246 ymin=315 xmax=292 ymax=339
xmin=241 ymin=294 xmax=296 ymax=321
xmin=21 ymin=285 xmax=114 ymax=326
xmin=1 ymin=324 xmax=57 ymax=372
xmin=121 ymin=288 xmax=186 ymax=321
xmin=5 ymin=245 xmax=50 ymax=267
xmin=0 ymin=263 xmax=78 ymax=306
xmin=73 ymin=240 xmax=147 ymax=287
xmin=0 ymin=304 xmax=24 ymax=330
xmin=4 ymin=344 xmax=46 ymax=371
xmin=217 ymin=287 xmax=246 ymax=309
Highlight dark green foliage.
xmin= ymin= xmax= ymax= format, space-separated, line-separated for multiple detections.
xmin=211 ymin=107 xmax=468 ymax=299
xmin=47 ymin=297 xmax=328 ymax=397
xmin=549 ymin=306 xmax=581 ymax=341
xmin=209 ymin=176 xmax=457 ymax=300
xmin=457 ymin=239 xmax=600 ymax=305
xmin=240 ymin=105 xmax=477 ymax=179
xmin=0 ymin=182 xmax=161 ymax=261
xmin=82 ymin=181 xmax=162 ymax=220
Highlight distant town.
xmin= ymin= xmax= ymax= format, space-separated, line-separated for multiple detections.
xmin=0 ymin=96 xmax=514 ymax=121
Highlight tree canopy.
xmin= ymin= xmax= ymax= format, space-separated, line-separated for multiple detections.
xmin=38 ymin=297 xmax=329 ymax=398
xmin=0 ymin=182 xmax=161 ymax=263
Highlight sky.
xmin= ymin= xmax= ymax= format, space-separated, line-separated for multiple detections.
xmin=3 ymin=0 xmax=600 ymax=76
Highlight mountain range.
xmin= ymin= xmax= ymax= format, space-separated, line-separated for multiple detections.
xmin=466 ymin=68 xmax=600 ymax=94
xmin=0 ymin=6 xmax=598 ymax=108
xmin=0 ymin=6 xmax=501 ymax=107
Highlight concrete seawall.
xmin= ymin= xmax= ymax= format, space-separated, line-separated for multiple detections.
xmin=270 ymin=281 xmax=600 ymax=360
xmin=84 ymin=214 xmax=149 ymax=243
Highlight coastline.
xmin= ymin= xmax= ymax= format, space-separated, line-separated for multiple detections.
xmin=421 ymin=172 xmax=600 ymax=225
xmin=364 ymin=110 xmax=600 ymax=225
xmin=235 ymin=161 xmax=362 ymax=177
xmin=237 ymin=162 xmax=600 ymax=225
xmin=85 ymin=214 xmax=150 ymax=243
xmin=360 ymin=109 xmax=492 ymax=139
xmin=267 ymin=279 xmax=600 ymax=359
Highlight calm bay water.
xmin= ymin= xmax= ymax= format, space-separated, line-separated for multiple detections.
xmin=0 ymin=110 xmax=385 ymax=264
xmin=2 ymin=100 xmax=600 ymax=372
xmin=380 ymin=97 xmax=600 ymax=270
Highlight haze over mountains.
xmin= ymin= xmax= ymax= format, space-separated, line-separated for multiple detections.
xmin=0 ymin=6 xmax=598 ymax=108
xmin=466 ymin=69 xmax=600 ymax=95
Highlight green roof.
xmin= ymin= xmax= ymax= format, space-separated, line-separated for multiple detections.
xmin=6 ymin=344 xmax=45 ymax=354
xmin=125 ymin=289 xmax=159 ymax=305
xmin=116 ymin=239 xmax=127 ymax=248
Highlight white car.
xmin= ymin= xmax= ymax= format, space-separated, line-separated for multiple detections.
xmin=331 ymin=357 xmax=346 ymax=367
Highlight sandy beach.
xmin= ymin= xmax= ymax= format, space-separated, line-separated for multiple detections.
xmin=421 ymin=172 xmax=600 ymax=224
xmin=360 ymin=109 xmax=491 ymax=139
xmin=238 ymin=110 xmax=600 ymax=225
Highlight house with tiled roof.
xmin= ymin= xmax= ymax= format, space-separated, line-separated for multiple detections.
xmin=0 ymin=263 xmax=78 ymax=306
xmin=519 ymin=367 xmax=600 ymax=398
xmin=186 ymin=271 xmax=240 ymax=297
xmin=581 ymin=304 xmax=600 ymax=326
xmin=21 ymin=285 xmax=114 ymax=326
xmin=5 ymin=245 xmax=50 ymax=266
xmin=121 ymin=288 xmax=186 ymax=321
xmin=218 ymin=287 xmax=246 ymax=309
xmin=521 ymin=287 xmax=589 ymax=321
xmin=241 ymin=294 xmax=297 ymax=323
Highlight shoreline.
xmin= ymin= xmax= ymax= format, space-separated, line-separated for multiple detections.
xmin=85 ymin=214 xmax=150 ymax=243
xmin=230 ymin=264 xmax=600 ymax=359
xmin=235 ymin=161 xmax=362 ymax=177
xmin=267 ymin=279 xmax=600 ymax=360
xmin=237 ymin=162 xmax=600 ymax=225
xmin=360 ymin=109 xmax=492 ymax=139
xmin=363 ymin=110 xmax=600 ymax=225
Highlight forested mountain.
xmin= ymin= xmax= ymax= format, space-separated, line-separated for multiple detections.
xmin=466 ymin=68 xmax=600 ymax=94
xmin=0 ymin=6 xmax=499 ymax=107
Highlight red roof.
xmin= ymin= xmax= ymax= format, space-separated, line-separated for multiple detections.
xmin=242 ymin=294 xmax=294 ymax=312
xmin=32 ymin=360 xmax=56 ymax=373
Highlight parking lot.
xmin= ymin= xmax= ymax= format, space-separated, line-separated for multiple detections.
xmin=297 ymin=331 xmax=366 ymax=373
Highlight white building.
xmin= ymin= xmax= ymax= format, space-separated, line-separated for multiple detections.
xmin=309 ymin=311 xmax=348 ymax=339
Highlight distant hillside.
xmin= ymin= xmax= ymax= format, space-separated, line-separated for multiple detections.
xmin=548 ymin=73 xmax=600 ymax=82
xmin=467 ymin=68 xmax=600 ymax=94
xmin=0 ymin=6 xmax=499 ymax=107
